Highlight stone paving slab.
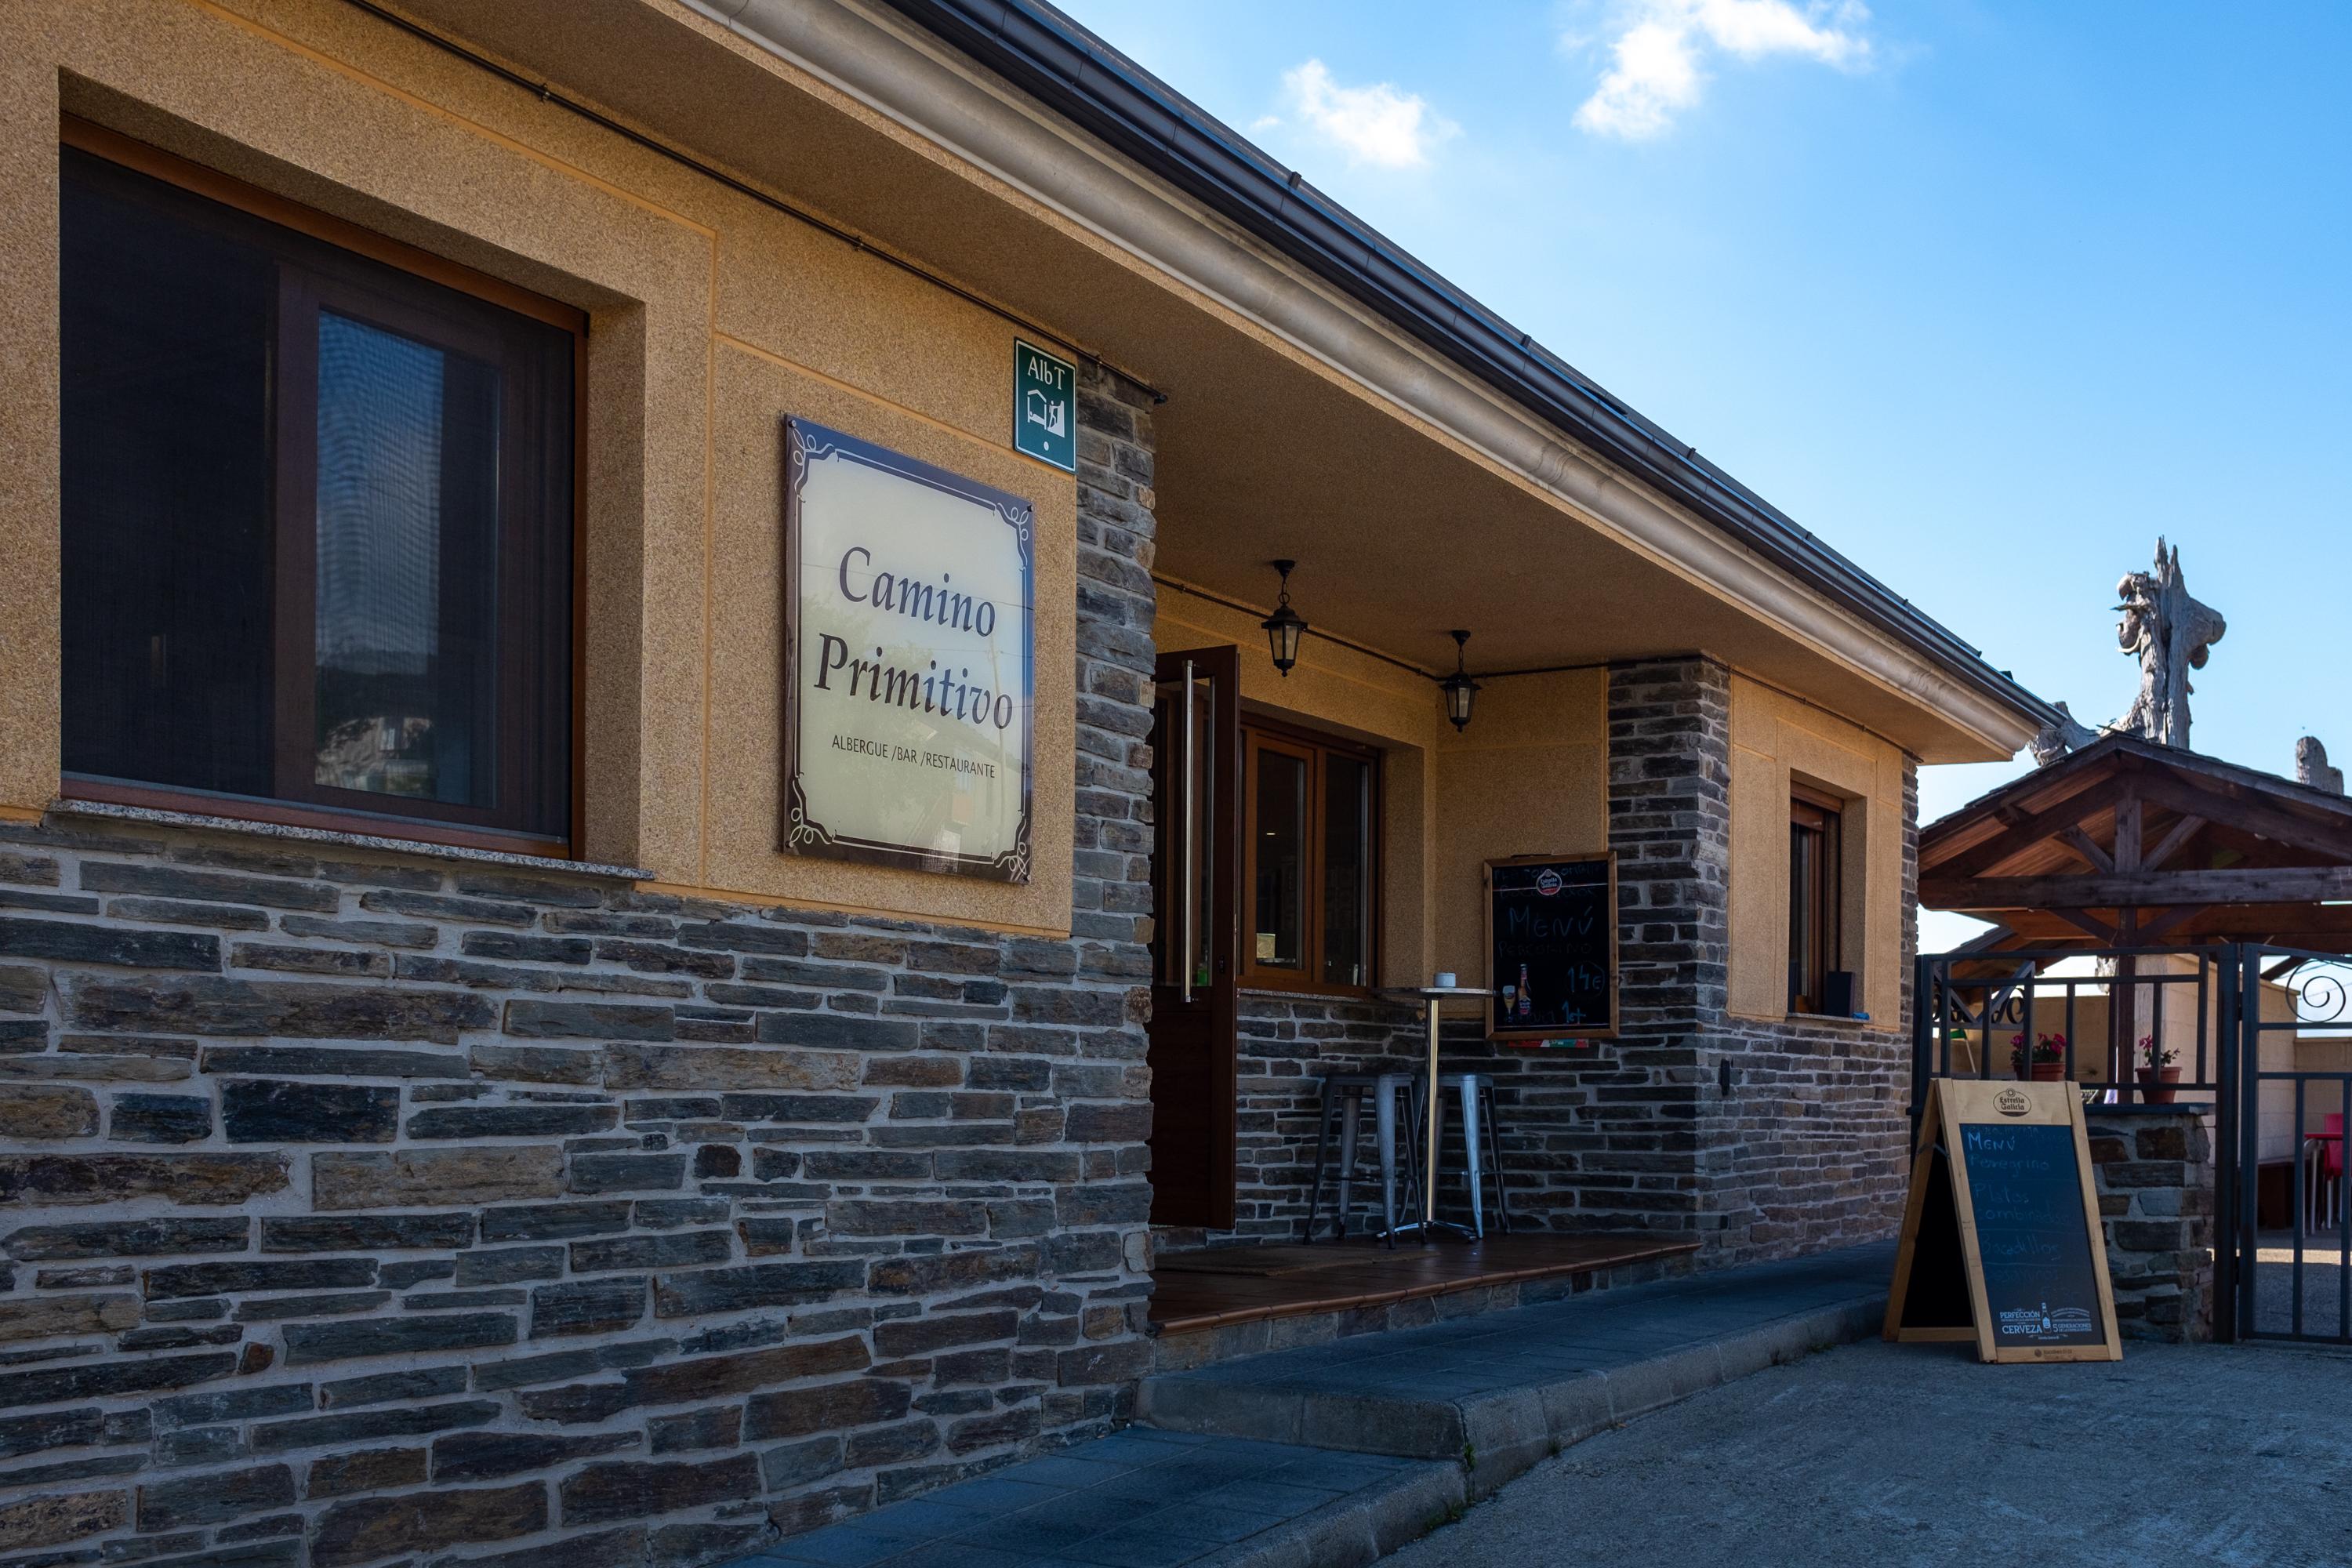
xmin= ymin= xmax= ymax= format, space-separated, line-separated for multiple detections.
xmin=1140 ymin=1242 xmax=1893 ymax=1497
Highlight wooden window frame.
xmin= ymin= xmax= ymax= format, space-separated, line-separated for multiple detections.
xmin=56 ymin=118 xmax=588 ymax=858
xmin=1240 ymin=717 xmax=1382 ymax=996
xmin=1788 ymin=783 xmax=1845 ymax=1014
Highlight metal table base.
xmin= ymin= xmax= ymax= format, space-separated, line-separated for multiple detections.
xmin=1377 ymin=985 xmax=1493 ymax=1243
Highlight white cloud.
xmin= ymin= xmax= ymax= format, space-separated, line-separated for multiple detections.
xmin=1570 ymin=0 xmax=1872 ymax=140
xmin=1276 ymin=59 xmax=1458 ymax=169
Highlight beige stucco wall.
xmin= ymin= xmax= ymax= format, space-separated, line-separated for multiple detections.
xmin=0 ymin=0 xmax=1077 ymax=931
xmin=1727 ymin=672 xmax=1909 ymax=1026
xmin=1432 ymin=671 xmax=1607 ymax=986
xmin=1154 ymin=583 xmax=1437 ymax=988
xmin=1 ymin=0 xmax=1943 ymax=965
xmin=1152 ymin=582 xmax=1606 ymax=994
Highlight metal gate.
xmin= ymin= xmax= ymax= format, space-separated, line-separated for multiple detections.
xmin=2226 ymin=945 xmax=2352 ymax=1346
xmin=1914 ymin=942 xmax=2352 ymax=1346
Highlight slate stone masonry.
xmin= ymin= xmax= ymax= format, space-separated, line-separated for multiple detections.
xmin=1171 ymin=658 xmax=1919 ymax=1265
xmin=0 ymin=368 xmax=1163 ymax=1567
xmin=1206 ymin=659 xmax=1918 ymax=1259
xmin=1608 ymin=656 xmax=1923 ymax=1267
xmin=2088 ymin=1110 xmax=2215 ymax=1341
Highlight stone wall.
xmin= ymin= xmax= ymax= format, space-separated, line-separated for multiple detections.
xmin=0 ymin=375 xmax=1159 ymax=1566
xmin=1602 ymin=658 xmax=1920 ymax=1265
xmin=1224 ymin=991 xmax=1421 ymax=1243
xmin=1161 ymin=657 xmax=1919 ymax=1264
xmin=2089 ymin=1110 xmax=2215 ymax=1341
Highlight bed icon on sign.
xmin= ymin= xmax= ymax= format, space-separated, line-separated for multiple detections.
xmin=1013 ymin=339 xmax=1077 ymax=472
xmin=1023 ymin=387 xmax=1066 ymax=438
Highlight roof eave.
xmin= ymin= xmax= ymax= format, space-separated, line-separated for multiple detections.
xmin=870 ymin=0 xmax=2061 ymax=741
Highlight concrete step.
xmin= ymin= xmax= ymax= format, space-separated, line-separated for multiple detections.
xmin=1141 ymin=1243 xmax=1893 ymax=1502
xmin=732 ymin=1428 xmax=1465 ymax=1568
xmin=723 ymin=1245 xmax=1893 ymax=1568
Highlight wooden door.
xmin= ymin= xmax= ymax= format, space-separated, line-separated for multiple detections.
xmin=1148 ymin=645 xmax=1240 ymax=1229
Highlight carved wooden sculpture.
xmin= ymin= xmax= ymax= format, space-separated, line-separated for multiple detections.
xmin=2114 ymin=537 xmax=2225 ymax=749
xmin=2032 ymin=537 xmax=2225 ymax=766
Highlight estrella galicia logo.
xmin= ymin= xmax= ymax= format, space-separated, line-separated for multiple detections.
xmin=1997 ymin=1300 xmax=2095 ymax=1340
xmin=1994 ymin=1087 xmax=2031 ymax=1117
xmin=1535 ymin=869 xmax=1563 ymax=897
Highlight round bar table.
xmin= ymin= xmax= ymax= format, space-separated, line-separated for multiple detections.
xmin=1392 ymin=984 xmax=1494 ymax=1243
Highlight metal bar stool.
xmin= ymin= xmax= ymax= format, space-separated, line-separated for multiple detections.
xmin=1410 ymin=1073 xmax=1514 ymax=1240
xmin=1303 ymin=1072 xmax=1422 ymax=1244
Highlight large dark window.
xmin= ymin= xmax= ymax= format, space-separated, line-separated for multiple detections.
xmin=60 ymin=125 xmax=579 ymax=850
xmin=1243 ymin=721 xmax=1379 ymax=993
xmin=1788 ymin=788 xmax=1843 ymax=1014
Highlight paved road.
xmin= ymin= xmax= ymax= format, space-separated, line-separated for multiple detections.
xmin=2255 ymin=1247 xmax=2351 ymax=1339
xmin=1385 ymin=1339 xmax=2352 ymax=1568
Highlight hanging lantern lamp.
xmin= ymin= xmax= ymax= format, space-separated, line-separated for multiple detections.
xmin=1261 ymin=559 xmax=1308 ymax=677
xmin=1440 ymin=630 xmax=1480 ymax=731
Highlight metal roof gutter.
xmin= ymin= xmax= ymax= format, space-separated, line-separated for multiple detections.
xmin=869 ymin=0 xmax=2062 ymax=734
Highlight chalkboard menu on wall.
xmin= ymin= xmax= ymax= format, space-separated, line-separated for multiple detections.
xmin=1884 ymin=1080 xmax=2120 ymax=1364
xmin=1484 ymin=855 xmax=1616 ymax=1040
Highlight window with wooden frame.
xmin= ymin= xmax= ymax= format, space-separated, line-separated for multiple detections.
xmin=1788 ymin=785 xmax=1844 ymax=1014
xmin=1243 ymin=721 xmax=1379 ymax=993
xmin=57 ymin=122 xmax=581 ymax=854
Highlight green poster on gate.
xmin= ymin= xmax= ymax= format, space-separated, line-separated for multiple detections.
xmin=1013 ymin=339 xmax=1076 ymax=472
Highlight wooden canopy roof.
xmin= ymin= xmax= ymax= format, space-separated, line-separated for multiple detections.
xmin=1920 ymin=735 xmax=2352 ymax=956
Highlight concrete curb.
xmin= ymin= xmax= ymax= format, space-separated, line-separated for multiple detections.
xmin=1461 ymin=1293 xmax=1888 ymax=1497
xmin=1148 ymin=1289 xmax=1889 ymax=1566
xmin=1194 ymin=1461 xmax=1467 ymax=1568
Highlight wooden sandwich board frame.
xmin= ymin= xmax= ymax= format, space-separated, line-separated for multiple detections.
xmin=1884 ymin=1079 xmax=2122 ymax=1364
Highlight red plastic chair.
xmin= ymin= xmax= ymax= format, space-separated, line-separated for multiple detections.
xmin=2314 ymin=1114 xmax=2345 ymax=1232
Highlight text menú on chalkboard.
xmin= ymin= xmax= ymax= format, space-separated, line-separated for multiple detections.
xmin=1484 ymin=854 xmax=1617 ymax=1040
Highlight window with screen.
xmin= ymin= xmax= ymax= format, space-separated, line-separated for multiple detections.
xmin=59 ymin=128 xmax=579 ymax=851
xmin=1243 ymin=722 xmax=1378 ymax=992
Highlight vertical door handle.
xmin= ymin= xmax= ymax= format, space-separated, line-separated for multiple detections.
xmin=1181 ymin=658 xmax=1195 ymax=1005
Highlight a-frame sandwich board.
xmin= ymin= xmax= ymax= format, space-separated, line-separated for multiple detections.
xmin=1885 ymin=1079 xmax=2122 ymax=1364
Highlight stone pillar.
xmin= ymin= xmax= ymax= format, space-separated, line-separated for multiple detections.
xmin=1597 ymin=659 xmax=1919 ymax=1264
xmin=1048 ymin=361 xmax=1163 ymax=1403
xmin=2088 ymin=1110 xmax=2216 ymax=1341
xmin=1597 ymin=657 xmax=1733 ymax=1233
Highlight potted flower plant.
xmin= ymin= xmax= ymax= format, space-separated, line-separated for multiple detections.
xmin=2009 ymin=1033 xmax=2069 ymax=1082
xmin=2136 ymin=1034 xmax=2181 ymax=1105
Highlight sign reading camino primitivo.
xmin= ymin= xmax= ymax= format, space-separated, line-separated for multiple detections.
xmin=782 ymin=419 xmax=1033 ymax=882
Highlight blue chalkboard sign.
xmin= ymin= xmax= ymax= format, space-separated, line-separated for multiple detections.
xmin=1961 ymin=1122 xmax=2107 ymax=1351
xmin=1885 ymin=1080 xmax=2121 ymax=1364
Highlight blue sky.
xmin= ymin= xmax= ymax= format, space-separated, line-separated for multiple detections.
xmin=1056 ymin=0 xmax=2352 ymax=948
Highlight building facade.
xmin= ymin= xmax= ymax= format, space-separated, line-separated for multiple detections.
xmin=0 ymin=2 xmax=2049 ymax=1563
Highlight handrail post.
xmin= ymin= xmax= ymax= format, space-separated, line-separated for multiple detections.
xmin=1909 ymin=953 xmax=1936 ymax=1146
xmin=2212 ymin=942 xmax=2241 ymax=1343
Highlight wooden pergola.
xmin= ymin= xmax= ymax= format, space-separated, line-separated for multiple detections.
xmin=1918 ymin=735 xmax=2352 ymax=1090
xmin=1922 ymin=734 xmax=2352 ymax=960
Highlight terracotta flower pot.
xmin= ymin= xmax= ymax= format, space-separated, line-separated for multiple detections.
xmin=2137 ymin=1065 xmax=2182 ymax=1105
xmin=2027 ymin=1063 xmax=2068 ymax=1083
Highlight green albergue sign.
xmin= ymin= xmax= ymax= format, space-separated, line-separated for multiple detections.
xmin=1013 ymin=339 xmax=1076 ymax=472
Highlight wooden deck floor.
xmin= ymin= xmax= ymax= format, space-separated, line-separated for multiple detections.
xmin=1148 ymin=1232 xmax=1700 ymax=1334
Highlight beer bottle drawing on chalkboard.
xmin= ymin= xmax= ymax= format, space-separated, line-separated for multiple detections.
xmin=1516 ymin=964 xmax=1533 ymax=1021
